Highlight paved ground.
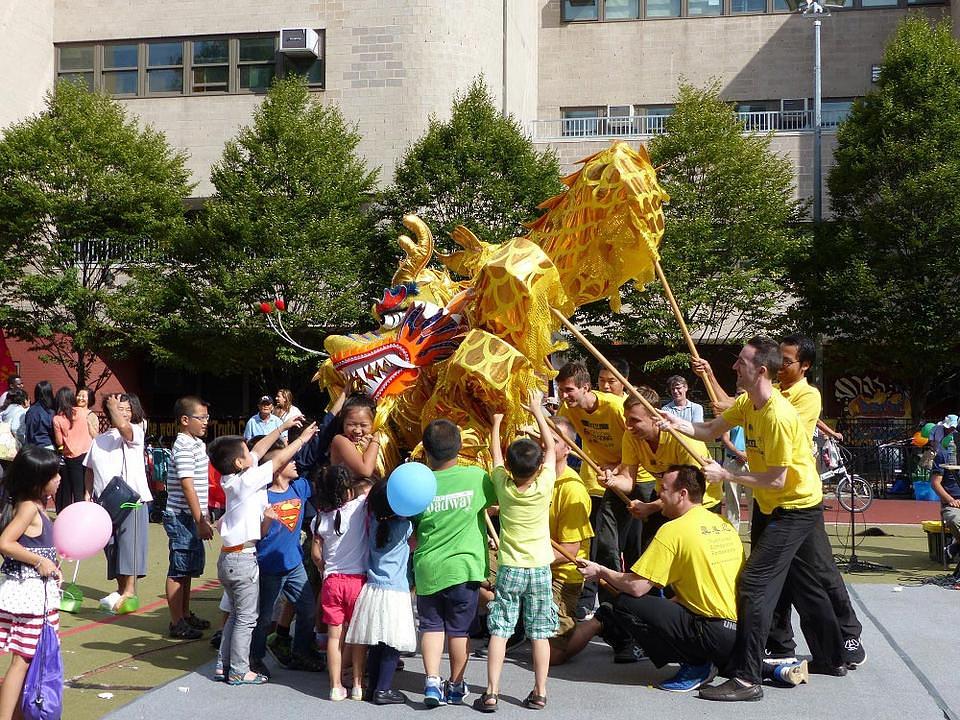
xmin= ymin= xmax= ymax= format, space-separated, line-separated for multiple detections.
xmin=41 ymin=507 xmax=960 ymax=720
xmin=101 ymin=583 xmax=959 ymax=720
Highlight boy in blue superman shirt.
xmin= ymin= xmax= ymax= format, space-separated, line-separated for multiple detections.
xmin=249 ymin=441 xmax=326 ymax=675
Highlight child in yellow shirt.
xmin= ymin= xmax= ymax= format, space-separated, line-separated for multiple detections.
xmin=475 ymin=391 xmax=557 ymax=713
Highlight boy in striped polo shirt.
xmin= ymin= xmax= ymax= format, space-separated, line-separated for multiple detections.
xmin=162 ymin=395 xmax=213 ymax=640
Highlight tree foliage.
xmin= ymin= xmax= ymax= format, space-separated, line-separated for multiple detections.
xmin=792 ymin=17 xmax=960 ymax=418
xmin=122 ymin=76 xmax=380 ymax=374
xmin=0 ymin=81 xmax=192 ymax=389
xmin=379 ymin=77 xmax=563 ymax=252
xmin=577 ymin=82 xmax=807 ymax=369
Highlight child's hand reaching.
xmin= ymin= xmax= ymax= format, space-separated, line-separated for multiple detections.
xmin=297 ymin=421 xmax=319 ymax=445
xmin=281 ymin=414 xmax=306 ymax=432
xmin=528 ymin=389 xmax=544 ymax=409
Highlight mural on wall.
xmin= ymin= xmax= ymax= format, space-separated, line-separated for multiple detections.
xmin=834 ymin=374 xmax=911 ymax=418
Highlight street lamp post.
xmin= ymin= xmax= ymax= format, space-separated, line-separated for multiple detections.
xmin=786 ymin=0 xmax=844 ymax=224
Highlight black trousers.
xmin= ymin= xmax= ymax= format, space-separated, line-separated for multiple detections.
xmin=731 ymin=504 xmax=843 ymax=684
xmin=607 ymin=594 xmax=737 ymax=670
xmin=56 ymin=454 xmax=86 ymax=513
xmin=764 ymin=507 xmax=863 ymax=654
xmin=577 ymin=495 xmax=603 ymax=612
xmin=595 ymin=484 xmax=656 ymax=602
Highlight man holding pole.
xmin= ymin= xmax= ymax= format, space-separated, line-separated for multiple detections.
xmin=660 ymin=336 xmax=844 ymax=701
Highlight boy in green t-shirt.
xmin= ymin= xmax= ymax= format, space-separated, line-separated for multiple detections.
xmin=475 ymin=392 xmax=557 ymax=712
xmin=414 ymin=419 xmax=495 ymax=708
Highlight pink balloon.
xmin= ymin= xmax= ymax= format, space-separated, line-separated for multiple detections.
xmin=53 ymin=502 xmax=112 ymax=561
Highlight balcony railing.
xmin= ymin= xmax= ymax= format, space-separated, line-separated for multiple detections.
xmin=532 ymin=109 xmax=850 ymax=140
xmin=72 ymin=237 xmax=159 ymax=265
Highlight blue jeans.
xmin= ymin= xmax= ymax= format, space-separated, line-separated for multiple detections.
xmin=250 ymin=563 xmax=316 ymax=661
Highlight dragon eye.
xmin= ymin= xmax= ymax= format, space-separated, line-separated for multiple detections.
xmin=381 ymin=313 xmax=402 ymax=330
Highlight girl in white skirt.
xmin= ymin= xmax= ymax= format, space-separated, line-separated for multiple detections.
xmin=345 ymin=481 xmax=415 ymax=705
xmin=0 ymin=446 xmax=62 ymax=720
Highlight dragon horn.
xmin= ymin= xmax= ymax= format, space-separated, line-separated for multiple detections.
xmin=449 ymin=225 xmax=482 ymax=251
xmin=393 ymin=214 xmax=434 ymax=284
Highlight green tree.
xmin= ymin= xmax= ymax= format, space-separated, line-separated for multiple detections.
xmin=578 ymin=82 xmax=807 ymax=369
xmin=123 ymin=76 xmax=380 ymax=375
xmin=379 ymin=77 xmax=563 ymax=253
xmin=793 ymin=16 xmax=960 ymax=419
xmin=0 ymin=81 xmax=192 ymax=390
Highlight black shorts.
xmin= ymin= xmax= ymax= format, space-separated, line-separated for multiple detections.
xmin=416 ymin=581 xmax=481 ymax=637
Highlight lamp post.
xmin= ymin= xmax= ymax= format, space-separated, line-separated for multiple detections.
xmin=785 ymin=0 xmax=844 ymax=223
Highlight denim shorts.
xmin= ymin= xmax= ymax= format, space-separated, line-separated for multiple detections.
xmin=162 ymin=510 xmax=205 ymax=578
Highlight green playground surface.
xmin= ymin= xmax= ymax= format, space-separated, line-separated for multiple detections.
xmin=30 ymin=517 xmax=959 ymax=719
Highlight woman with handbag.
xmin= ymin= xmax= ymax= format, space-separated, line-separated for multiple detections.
xmin=83 ymin=394 xmax=152 ymax=611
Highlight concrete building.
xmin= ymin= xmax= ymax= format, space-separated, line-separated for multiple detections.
xmin=1 ymin=0 xmax=952 ymax=205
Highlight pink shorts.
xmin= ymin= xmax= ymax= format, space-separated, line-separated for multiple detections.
xmin=320 ymin=573 xmax=366 ymax=626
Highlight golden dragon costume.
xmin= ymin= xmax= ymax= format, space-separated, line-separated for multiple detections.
xmin=315 ymin=141 xmax=669 ymax=471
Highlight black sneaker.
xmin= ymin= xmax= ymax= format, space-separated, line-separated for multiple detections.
xmin=843 ymin=638 xmax=866 ymax=669
xmin=614 ymin=642 xmax=641 ymax=664
xmin=185 ymin=612 xmax=211 ymax=630
xmin=809 ymin=661 xmax=848 ymax=677
xmin=169 ymin=618 xmax=202 ymax=640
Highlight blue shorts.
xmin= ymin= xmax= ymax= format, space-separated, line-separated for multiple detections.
xmin=416 ymin=581 xmax=480 ymax=637
xmin=162 ymin=510 xmax=205 ymax=578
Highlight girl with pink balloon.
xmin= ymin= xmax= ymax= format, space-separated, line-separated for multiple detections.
xmin=0 ymin=446 xmax=62 ymax=720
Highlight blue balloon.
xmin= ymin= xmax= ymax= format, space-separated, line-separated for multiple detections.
xmin=387 ymin=462 xmax=437 ymax=517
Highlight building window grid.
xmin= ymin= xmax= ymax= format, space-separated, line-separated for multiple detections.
xmin=55 ymin=33 xmax=323 ymax=98
xmin=562 ymin=0 xmax=942 ymax=20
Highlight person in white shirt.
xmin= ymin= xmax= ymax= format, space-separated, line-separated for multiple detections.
xmin=274 ymin=389 xmax=303 ymax=441
xmin=208 ymin=416 xmax=317 ymax=686
xmin=84 ymin=394 xmax=153 ymax=611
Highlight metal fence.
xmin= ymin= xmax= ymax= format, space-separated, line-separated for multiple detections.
xmin=531 ymin=109 xmax=851 ymax=140
xmin=835 ymin=417 xmax=919 ymax=497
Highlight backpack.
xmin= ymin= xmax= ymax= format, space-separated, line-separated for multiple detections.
xmin=21 ymin=582 xmax=63 ymax=720
xmin=0 ymin=421 xmax=17 ymax=462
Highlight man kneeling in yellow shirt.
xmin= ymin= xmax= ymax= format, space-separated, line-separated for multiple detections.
xmin=563 ymin=465 xmax=753 ymax=693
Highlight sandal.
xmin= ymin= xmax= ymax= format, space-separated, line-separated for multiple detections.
xmin=473 ymin=692 xmax=499 ymax=713
xmin=523 ymin=692 xmax=547 ymax=710
xmin=226 ymin=672 xmax=268 ymax=686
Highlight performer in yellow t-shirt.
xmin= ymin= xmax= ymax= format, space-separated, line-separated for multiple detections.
xmin=660 ymin=337 xmax=844 ymax=702
xmin=562 ymin=465 xmax=746 ymax=693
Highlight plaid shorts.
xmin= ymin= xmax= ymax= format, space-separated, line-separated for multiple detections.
xmin=487 ymin=564 xmax=558 ymax=640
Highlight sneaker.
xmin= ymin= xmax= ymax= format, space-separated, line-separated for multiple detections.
xmin=658 ymin=662 xmax=716 ymax=693
xmin=762 ymin=649 xmax=797 ymax=666
xmin=423 ymin=676 xmax=446 ymax=708
xmin=373 ymin=689 xmax=408 ymax=705
xmin=185 ymin=612 xmax=211 ymax=630
xmin=267 ymin=632 xmax=293 ymax=667
xmin=169 ymin=618 xmax=202 ymax=640
xmin=329 ymin=687 xmax=348 ymax=702
xmin=574 ymin=605 xmax=595 ymax=622
xmin=842 ymin=638 xmax=866 ymax=669
xmin=614 ymin=642 xmax=643 ymax=664
xmin=446 ymin=679 xmax=469 ymax=705
xmin=288 ymin=650 xmax=325 ymax=672
xmin=350 ymin=686 xmax=364 ymax=701
xmin=250 ymin=658 xmax=272 ymax=679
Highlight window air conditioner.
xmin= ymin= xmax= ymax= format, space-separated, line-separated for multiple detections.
xmin=280 ymin=28 xmax=321 ymax=57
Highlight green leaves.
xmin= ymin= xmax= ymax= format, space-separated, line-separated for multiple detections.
xmin=0 ymin=80 xmax=192 ymax=389
xmin=379 ymin=77 xmax=563 ymax=253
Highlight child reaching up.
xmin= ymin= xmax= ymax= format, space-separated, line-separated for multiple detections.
xmin=476 ymin=391 xmax=558 ymax=713
xmin=344 ymin=481 xmax=416 ymax=705
xmin=0 ymin=447 xmax=62 ymax=720
xmin=328 ymin=395 xmax=383 ymax=479
xmin=311 ymin=465 xmax=370 ymax=701
xmin=208 ymin=416 xmax=317 ymax=686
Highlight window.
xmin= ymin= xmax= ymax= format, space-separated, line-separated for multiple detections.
xmin=562 ymin=107 xmax=604 ymax=136
xmin=147 ymin=41 xmax=184 ymax=94
xmin=687 ymin=0 xmax=723 ymax=15
xmin=821 ymin=99 xmax=853 ymax=127
xmin=637 ymin=106 xmax=673 ymax=133
xmin=605 ymin=0 xmax=640 ymax=18
xmin=737 ymin=101 xmax=778 ymax=131
xmin=860 ymin=0 xmax=898 ymax=5
xmin=731 ymin=0 xmax=767 ymax=12
xmin=102 ymin=43 xmax=138 ymax=95
xmin=57 ymin=45 xmax=94 ymax=91
xmin=563 ymin=0 xmax=600 ymax=21
xmin=54 ymin=33 xmax=315 ymax=97
xmin=191 ymin=38 xmax=229 ymax=93
xmin=240 ymin=36 xmax=278 ymax=91
xmin=646 ymin=0 xmax=682 ymax=16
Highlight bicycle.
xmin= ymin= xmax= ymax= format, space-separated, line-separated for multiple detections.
xmin=818 ymin=436 xmax=873 ymax=513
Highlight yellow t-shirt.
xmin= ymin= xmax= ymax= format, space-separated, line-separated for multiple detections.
xmin=621 ymin=431 xmax=721 ymax=509
xmin=549 ymin=466 xmax=594 ymax=585
xmin=560 ymin=391 xmax=626 ymax=497
xmin=777 ymin=378 xmax=821 ymax=442
xmin=631 ymin=505 xmax=744 ymax=621
xmin=492 ymin=465 xmax=555 ymax=568
xmin=721 ymin=390 xmax=823 ymax=514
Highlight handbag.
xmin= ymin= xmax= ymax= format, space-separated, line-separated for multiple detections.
xmin=21 ymin=579 xmax=63 ymax=720
xmin=96 ymin=451 xmax=141 ymax=528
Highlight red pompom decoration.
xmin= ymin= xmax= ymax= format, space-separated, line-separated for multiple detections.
xmin=275 ymin=298 xmax=286 ymax=312
xmin=259 ymin=301 xmax=273 ymax=314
